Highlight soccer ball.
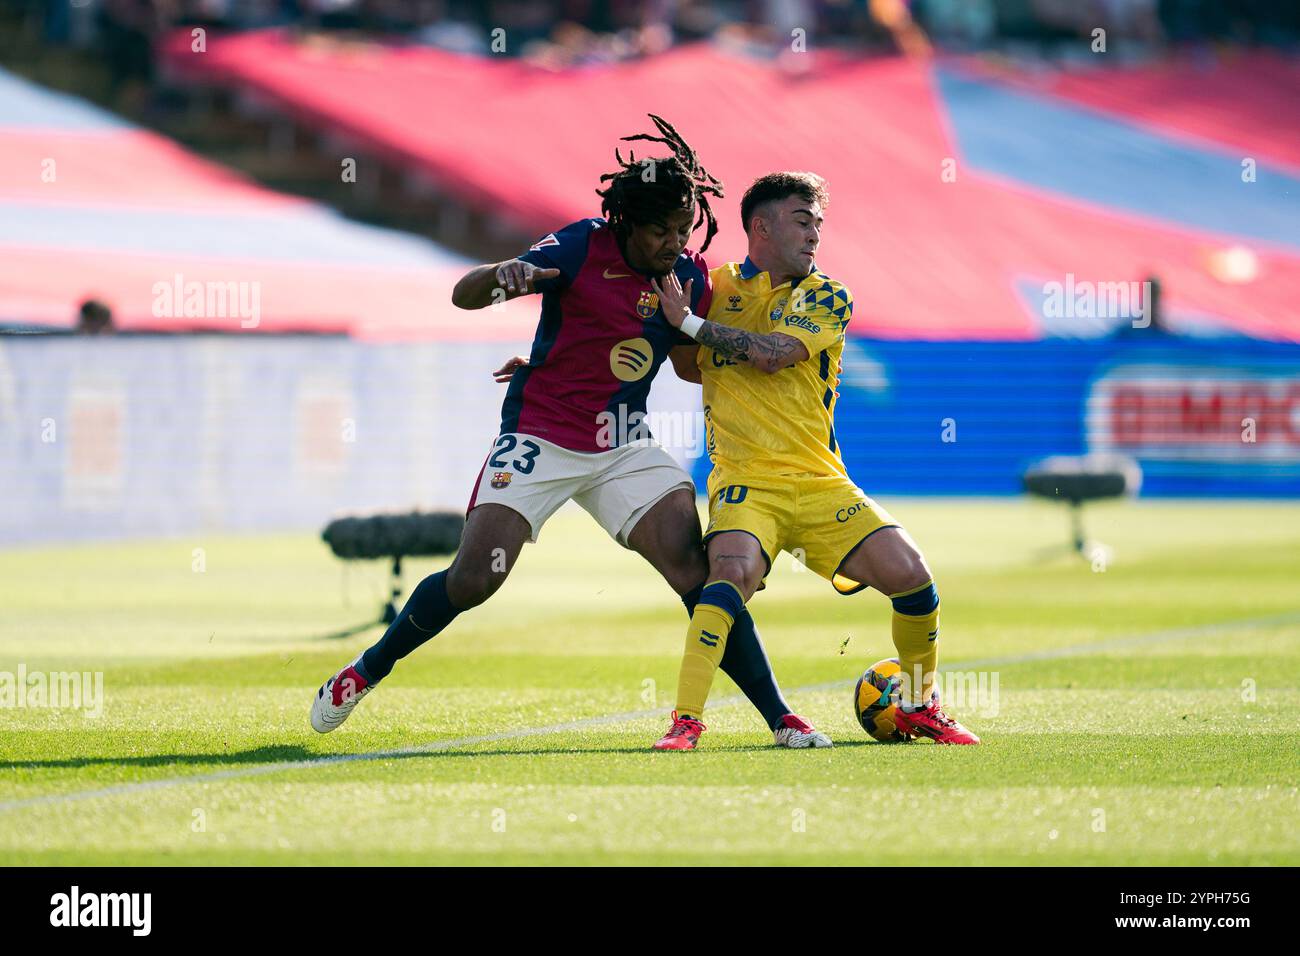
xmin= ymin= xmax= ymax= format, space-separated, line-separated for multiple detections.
xmin=854 ymin=657 xmax=910 ymax=742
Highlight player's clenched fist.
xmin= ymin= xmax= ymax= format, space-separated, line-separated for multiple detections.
xmin=451 ymin=258 xmax=560 ymax=309
xmin=496 ymin=259 xmax=561 ymax=295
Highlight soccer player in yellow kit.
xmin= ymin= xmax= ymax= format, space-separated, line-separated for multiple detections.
xmin=650 ymin=172 xmax=979 ymax=748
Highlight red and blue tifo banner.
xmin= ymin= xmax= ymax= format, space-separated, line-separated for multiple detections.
xmin=156 ymin=35 xmax=1300 ymax=343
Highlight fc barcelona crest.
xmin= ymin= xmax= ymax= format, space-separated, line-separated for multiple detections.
xmin=490 ymin=472 xmax=512 ymax=489
xmin=636 ymin=290 xmax=660 ymax=319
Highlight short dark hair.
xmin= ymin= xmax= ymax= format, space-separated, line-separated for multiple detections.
xmin=596 ymin=114 xmax=724 ymax=252
xmin=740 ymin=172 xmax=829 ymax=234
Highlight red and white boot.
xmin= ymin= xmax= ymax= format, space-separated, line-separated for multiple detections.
xmin=773 ymin=714 xmax=833 ymax=748
xmin=310 ymin=655 xmax=373 ymax=733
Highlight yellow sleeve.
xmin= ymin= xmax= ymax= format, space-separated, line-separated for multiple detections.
xmin=777 ymin=279 xmax=853 ymax=357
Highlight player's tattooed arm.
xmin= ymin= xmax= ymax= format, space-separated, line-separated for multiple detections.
xmin=652 ymin=272 xmax=809 ymax=374
xmin=452 ymin=260 xmax=560 ymax=310
xmin=695 ymin=323 xmax=808 ymax=374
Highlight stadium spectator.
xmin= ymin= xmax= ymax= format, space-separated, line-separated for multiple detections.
xmin=96 ymin=0 xmax=174 ymax=99
xmin=76 ymin=299 xmax=115 ymax=335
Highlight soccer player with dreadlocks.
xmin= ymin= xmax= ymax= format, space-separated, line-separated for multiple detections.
xmin=310 ymin=116 xmax=831 ymax=750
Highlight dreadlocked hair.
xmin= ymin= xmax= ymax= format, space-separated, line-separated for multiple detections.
xmin=596 ymin=114 xmax=724 ymax=253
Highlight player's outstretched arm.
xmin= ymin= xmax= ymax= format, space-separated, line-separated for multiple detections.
xmin=695 ymin=323 xmax=808 ymax=374
xmin=452 ymin=260 xmax=560 ymax=310
xmin=652 ymin=274 xmax=809 ymax=374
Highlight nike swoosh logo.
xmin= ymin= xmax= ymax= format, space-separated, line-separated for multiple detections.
xmin=603 ymin=268 xmax=630 ymax=279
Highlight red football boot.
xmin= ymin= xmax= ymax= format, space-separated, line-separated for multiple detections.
xmin=893 ymin=698 xmax=980 ymax=744
xmin=653 ymin=711 xmax=706 ymax=750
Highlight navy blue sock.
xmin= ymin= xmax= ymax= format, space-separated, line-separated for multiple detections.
xmin=682 ymin=583 xmax=791 ymax=731
xmin=360 ymin=570 xmax=460 ymax=683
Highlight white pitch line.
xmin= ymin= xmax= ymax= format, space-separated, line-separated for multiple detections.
xmin=1 ymin=610 xmax=1296 ymax=814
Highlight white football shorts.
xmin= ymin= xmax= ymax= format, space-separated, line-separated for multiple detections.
xmin=467 ymin=432 xmax=694 ymax=547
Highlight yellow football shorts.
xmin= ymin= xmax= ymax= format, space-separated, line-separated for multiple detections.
xmin=703 ymin=471 xmax=899 ymax=594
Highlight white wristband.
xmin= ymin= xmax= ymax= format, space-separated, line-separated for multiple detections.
xmin=680 ymin=312 xmax=705 ymax=339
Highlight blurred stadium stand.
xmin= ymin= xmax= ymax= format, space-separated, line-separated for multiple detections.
xmin=152 ymin=30 xmax=1300 ymax=341
xmin=0 ymin=65 xmax=544 ymax=338
xmin=2 ymin=0 xmax=1298 ymax=546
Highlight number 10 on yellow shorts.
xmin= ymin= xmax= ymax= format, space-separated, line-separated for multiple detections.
xmin=703 ymin=472 xmax=899 ymax=594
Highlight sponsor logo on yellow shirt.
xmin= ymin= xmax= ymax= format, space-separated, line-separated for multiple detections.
xmin=784 ymin=313 xmax=822 ymax=334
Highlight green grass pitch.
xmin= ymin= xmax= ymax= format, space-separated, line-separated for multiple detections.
xmin=2 ymin=498 xmax=1298 ymax=866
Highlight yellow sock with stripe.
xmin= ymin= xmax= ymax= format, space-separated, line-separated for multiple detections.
xmin=889 ymin=580 xmax=940 ymax=709
xmin=674 ymin=580 xmax=747 ymax=719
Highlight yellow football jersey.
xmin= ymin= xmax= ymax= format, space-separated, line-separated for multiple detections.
xmin=699 ymin=257 xmax=853 ymax=477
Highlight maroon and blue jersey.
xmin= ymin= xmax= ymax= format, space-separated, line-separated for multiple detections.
xmin=500 ymin=218 xmax=713 ymax=452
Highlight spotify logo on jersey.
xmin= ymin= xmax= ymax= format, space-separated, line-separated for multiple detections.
xmin=610 ymin=337 xmax=653 ymax=382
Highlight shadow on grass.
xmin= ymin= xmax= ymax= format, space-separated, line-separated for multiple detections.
xmin=3 ymin=738 xmax=829 ymax=771
xmin=323 ymin=739 xmax=902 ymax=759
xmin=381 ymin=744 xmax=792 ymax=758
xmin=4 ymin=744 xmax=317 ymax=771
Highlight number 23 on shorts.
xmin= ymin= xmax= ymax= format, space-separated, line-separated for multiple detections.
xmin=489 ymin=435 xmax=542 ymax=474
